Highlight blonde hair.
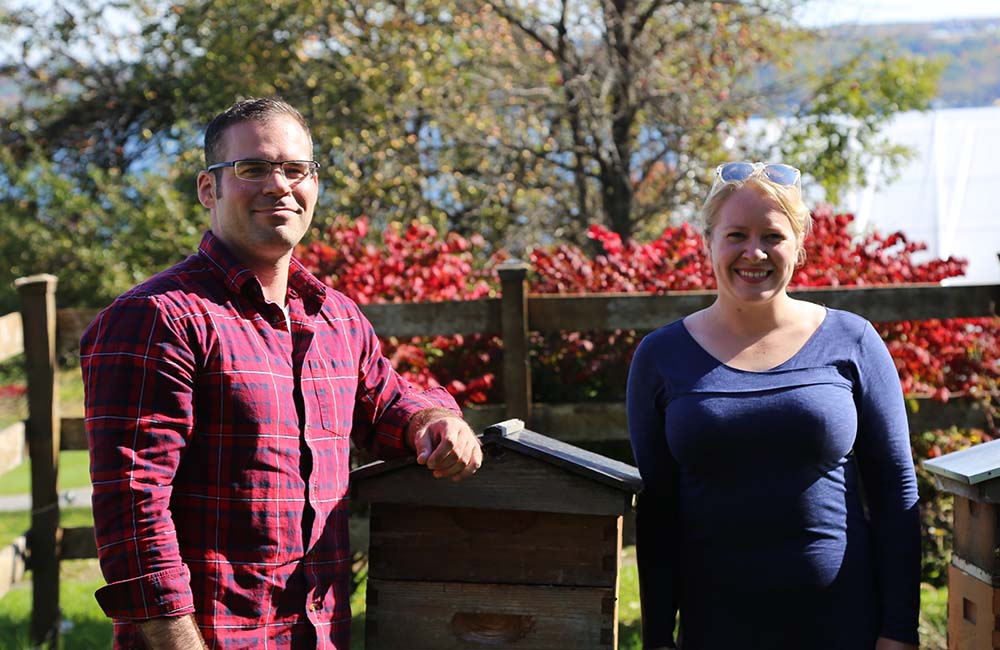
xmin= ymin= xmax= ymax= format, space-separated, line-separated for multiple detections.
xmin=699 ymin=175 xmax=812 ymax=246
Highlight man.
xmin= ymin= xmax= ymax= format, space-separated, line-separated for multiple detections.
xmin=80 ymin=97 xmax=482 ymax=649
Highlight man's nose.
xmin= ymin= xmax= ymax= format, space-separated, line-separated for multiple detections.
xmin=262 ymin=166 xmax=293 ymax=194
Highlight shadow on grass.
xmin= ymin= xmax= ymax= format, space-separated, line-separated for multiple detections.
xmin=350 ymin=612 xmax=365 ymax=650
xmin=618 ymin=617 xmax=642 ymax=650
xmin=0 ymin=615 xmax=113 ymax=650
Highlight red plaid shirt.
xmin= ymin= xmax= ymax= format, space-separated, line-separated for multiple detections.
xmin=81 ymin=231 xmax=458 ymax=649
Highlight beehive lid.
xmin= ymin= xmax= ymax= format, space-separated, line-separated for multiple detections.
xmin=923 ymin=438 xmax=1000 ymax=502
xmin=924 ymin=438 xmax=1000 ymax=485
xmin=352 ymin=419 xmax=642 ymax=492
xmin=481 ymin=419 xmax=643 ymax=493
xmin=351 ymin=419 xmax=642 ymax=516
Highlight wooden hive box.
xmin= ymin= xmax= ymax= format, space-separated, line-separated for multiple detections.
xmin=351 ymin=419 xmax=642 ymax=650
xmin=924 ymin=439 xmax=1000 ymax=649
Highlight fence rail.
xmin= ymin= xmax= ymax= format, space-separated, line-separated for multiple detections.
xmin=0 ymin=269 xmax=998 ymax=647
xmin=0 ymin=312 xmax=22 ymax=364
xmin=0 ymin=535 xmax=27 ymax=602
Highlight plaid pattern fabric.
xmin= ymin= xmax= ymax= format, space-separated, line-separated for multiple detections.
xmin=81 ymin=231 xmax=459 ymax=649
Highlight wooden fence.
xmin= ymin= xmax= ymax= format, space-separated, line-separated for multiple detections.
xmin=0 ymin=266 xmax=998 ymax=647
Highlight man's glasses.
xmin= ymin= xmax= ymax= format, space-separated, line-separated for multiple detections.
xmin=712 ymin=161 xmax=801 ymax=194
xmin=206 ymin=159 xmax=320 ymax=182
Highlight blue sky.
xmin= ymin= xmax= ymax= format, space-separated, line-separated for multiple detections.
xmin=796 ymin=0 xmax=1000 ymax=26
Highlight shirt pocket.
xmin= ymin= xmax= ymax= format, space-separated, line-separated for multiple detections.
xmin=306 ymin=357 xmax=355 ymax=435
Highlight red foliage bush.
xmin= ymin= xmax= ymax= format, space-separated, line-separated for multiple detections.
xmin=296 ymin=209 xmax=998 ymax=411
xmin=298 ymin=210 xmax=996 ymax=586
xmin=0 ymin=384 xmax=26 ymax=400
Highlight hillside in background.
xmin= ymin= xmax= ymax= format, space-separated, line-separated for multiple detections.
xmin=821 ymin=18 xmax=1000 ymax=108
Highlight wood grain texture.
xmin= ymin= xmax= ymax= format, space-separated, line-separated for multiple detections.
xmin=499 ymin=261 xmax=531 ymax=422
xmin=365 ymin=579 xmax=615 ymax=650
xmin=947 ymin=563 xmax=1000 ymax=649
xmin=16 ymin=274 xmax=61 ymax=646
xmin=368 ymin=503 xmax=621 ymax=587
xmin=526 ymin=284 xmax=999 ymax=333
xmin=354 ymin=448 xmax=633 ymax=516
xmin=953 ymin=496 xmax=1000 ymax=578
xmin=359 ymin=299 xmax=501 ymax=338
xmin=56 ymin=285 xmax=997 ymax=345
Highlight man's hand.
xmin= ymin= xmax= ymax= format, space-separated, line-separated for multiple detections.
xmin=406 ymin=408 xmax=482 ymax=481
xmin=875 ymin=637 xmax=917 ymax=650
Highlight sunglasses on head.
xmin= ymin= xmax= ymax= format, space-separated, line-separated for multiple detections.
xmin=712 ymin=161 xmax=801 ymax=193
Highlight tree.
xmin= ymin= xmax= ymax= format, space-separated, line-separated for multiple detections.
xmin=0 ymin=0 xmax=944 ymax=309
xmin=438 ymin=0 xmax=943 ymax=242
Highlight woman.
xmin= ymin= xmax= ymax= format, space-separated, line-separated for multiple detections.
xmin=626 ymin=162 xmax=920 ymax=649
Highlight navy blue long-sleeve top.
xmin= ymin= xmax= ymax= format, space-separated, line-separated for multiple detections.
xmin=626 ymin=308 xmax=920 ymax=649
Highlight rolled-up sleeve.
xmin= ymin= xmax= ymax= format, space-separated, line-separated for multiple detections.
xmin=343 ymin=300 xmax=460 ymax=457
xmin=81 ymin=295 xmax=197 ymax=620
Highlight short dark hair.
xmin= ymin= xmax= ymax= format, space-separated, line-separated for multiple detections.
xmin=203 ymin=97 xmax=313 ymax=168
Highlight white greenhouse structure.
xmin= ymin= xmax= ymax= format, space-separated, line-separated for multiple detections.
xmin=841 ymin=105 xmax=1000 ymax=286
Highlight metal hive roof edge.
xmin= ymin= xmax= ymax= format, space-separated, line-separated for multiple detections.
xmin=922 ymin=438 xmax=1000 ymax=485
xmin=350 ymin=420 xmax=643 ymax=493
xmin=488 ymin=427 xmax=642 ymax=493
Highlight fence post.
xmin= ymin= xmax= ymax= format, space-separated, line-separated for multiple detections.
xmin=498 ymin=260 xmax=531 ymax=423
xmin=15 ymin=274 xmax=61 ymax=649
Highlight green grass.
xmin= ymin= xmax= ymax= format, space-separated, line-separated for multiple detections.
xmin=920 ymin=583 xmax=948 ymax=649
xmin=618 ymin=546 xmax=642 ymax=649
xmin=350 ymin=569 xmax=367 ymax=650
xmin=0 ymin=537 xmax=951 ymax=650
xmin=0 ymin=364 xmax=89 ymax=496
xmin=0 ymin=507 xmax=94 ymax=546
xmin=0 ymin=450 xmax=92 ymax=496
xmin=0 ymin=509 xmax=104 ymax=649
xmin=0 ymin=560 xmax=111 ymax=650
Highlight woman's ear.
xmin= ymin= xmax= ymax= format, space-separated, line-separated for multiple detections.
xmin=795 ymin=240 xmax=807 ymax=267
xmin=196 ymin=171 xmax=216 ymax=209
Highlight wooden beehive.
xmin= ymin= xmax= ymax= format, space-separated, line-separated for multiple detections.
xmin=351 ymin=419 xmax=642 ymax=650
xmin=924 ymin=439 xmax=1000 ymax=649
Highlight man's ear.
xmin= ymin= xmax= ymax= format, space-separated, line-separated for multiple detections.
xmin=197 ymin=170 xmax=216 ymax=209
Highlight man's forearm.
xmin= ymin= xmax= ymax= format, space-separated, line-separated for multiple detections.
xmin=404 ymin=407 xmax=461 ymax=448
xmin=139 ymin=614 xmax=207 ymax=650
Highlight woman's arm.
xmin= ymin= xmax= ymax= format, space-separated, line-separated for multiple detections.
xmin=627 ymin=335 xmax=681 ymax=649
xmin=876 ymin=637 xmax=918 ymax=650
xmin=853 ymin=322 xmax=921 ymax=646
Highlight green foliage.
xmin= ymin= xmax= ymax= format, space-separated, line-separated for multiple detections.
xmin=0 ymin=0 xmax=943 ymax=261
xmin=779 ymin=45 xmax=944 ymax=203
xmin=0 ymin=146 xmax=203 ymax=312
